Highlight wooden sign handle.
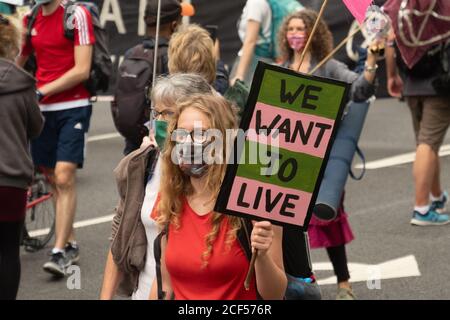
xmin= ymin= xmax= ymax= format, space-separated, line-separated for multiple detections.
xmin=244 ymin=249 xmax=258 ymax=290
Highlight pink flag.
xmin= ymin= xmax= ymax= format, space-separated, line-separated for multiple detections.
xmin=342 ymin=0 xmax=372 ymax=24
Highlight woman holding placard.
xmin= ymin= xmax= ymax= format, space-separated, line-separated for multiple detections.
xmin=149 ymin=94 xmax=287 ymax=300
xmin=278 ymin=9 xmax=384 ymax=300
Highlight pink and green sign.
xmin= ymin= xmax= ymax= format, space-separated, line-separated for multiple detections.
xmin=215 ymin=62 xmax=350 ymax=230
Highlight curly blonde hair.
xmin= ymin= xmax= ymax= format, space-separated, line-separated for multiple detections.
xmin=157 ymin=94 xmax=241 ymax=268
xmin=277 ymin=9 xmax=333 ymax=64
xmin=0 ymin=14 xmax=20 ymax=60
xmin=168 ymin=24 xmax=216 ymax=84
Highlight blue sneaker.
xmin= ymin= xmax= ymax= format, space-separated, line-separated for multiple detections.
xmin=431 ymin=191 xmax=448 ymax=213
xmin=410 ymin=209 xmax=450 ymax=226
xmin=285 ymin=274 xmax=322 ymax=300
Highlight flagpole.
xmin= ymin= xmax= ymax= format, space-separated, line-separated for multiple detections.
xmin=297 ymin=0 xmax=329 ymax=72
xmin=149 ymin=0 xmax=162 ymax=131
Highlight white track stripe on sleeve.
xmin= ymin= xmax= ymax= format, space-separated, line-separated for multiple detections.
xmin=80 ymin=7 xmax=90 ymax=45
xmin=74 ymin=11 xmax=85 ymax=45
xmin=75 ymin=7 xmax=89 ymax=45
xmin=79 ymin=8 xmax=88 ymax=45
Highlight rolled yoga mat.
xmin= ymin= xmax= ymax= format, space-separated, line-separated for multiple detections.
xmin=313 ymin=99 xmax=372 ymax=221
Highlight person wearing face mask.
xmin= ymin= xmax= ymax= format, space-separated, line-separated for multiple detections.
xmin=148 ymin=94 xmax=286 ymax=300
xmin=100 ymin=74 xmax=215 ymax=300
xmin=278 ymin=9 xmax=383 ymax=300
xmin=279 ymin=9 xmax=380 ymax=100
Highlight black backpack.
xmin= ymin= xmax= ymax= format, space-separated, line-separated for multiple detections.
xmin=396 ymin=43 xmax=443 ymax=78
xmin=26 ymin=0 xmax=112 ymax=97
xmin=111 ymin=39 xmax=169 ymax=145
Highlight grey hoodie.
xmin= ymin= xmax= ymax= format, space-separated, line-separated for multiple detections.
xmin=0 ymin=58 xmax=44 ymax=189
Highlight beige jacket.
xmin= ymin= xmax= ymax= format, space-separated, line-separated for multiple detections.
xmin=110 ymin=145 xmax=158 ymax=296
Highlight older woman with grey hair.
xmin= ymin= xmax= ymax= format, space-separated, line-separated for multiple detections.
xmin=100 ymin=73 xmax=215 ymax=300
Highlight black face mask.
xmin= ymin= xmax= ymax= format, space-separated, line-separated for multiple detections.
xmin=175 ymin=141 xmax=212 ymax=178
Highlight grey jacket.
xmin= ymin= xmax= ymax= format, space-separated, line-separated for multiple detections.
xmin=284 ymin=58 xmax=377 ymax=102
xmin=110 ymin=144 xmax=158 ymax=296
xmin=311 ymin=58 xmax=376 ymax=102
xmin=0 ymin=58 xmax=43 ymax=189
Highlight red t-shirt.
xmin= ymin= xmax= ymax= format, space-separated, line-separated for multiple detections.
xmin=164 ymin=199 xmax=257 ymax=300
xmin=21 ymin=3 xmax=95 ymax=111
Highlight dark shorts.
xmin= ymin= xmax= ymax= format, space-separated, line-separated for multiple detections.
xmin=407 ymin=96 xmax=450 ymax=153
xmin=31 ymin=106 xmax=92 ymax=169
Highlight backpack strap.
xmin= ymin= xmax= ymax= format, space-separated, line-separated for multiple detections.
xmin=237 ymin=218 xmax=253 ymax=261
xmin=349 ymin=145 xmax=366 ymax=181
xmin=154 ymin=223 xmax=175 ymax=300
xmin=26 ymin=4 xmax=41 ymax=42
xmin=154 ymin=223 xmax=167 ymax=300
xmin=143 ymin=148 xmax=159 ymax=186
xmin=63 ymin=1 xmax=75 ymax=41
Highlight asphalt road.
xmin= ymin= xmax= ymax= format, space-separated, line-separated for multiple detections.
xmin=17 ymin=98 xmax=450 ymax=300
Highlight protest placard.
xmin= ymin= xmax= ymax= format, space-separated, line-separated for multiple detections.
xmin=215 ymin=62 xmax=350 ymax=230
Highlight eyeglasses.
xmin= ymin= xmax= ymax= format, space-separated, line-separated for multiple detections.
xmin=151 ymin=109 xmax=175 ymax=120
xmin=172 ymin=128 xmax=210 ymax=144
xmin=0 ymin=15 xmax=10 ymax=26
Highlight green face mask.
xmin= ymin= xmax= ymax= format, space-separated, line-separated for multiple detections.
xmin=35 ymin=0 xmax=53 ymax=4
xmin=154 ymin=120 xmax=168 ymax=149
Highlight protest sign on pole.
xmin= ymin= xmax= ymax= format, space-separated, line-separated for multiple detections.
xmin=214 ymin=62 xmax=350 ymax=231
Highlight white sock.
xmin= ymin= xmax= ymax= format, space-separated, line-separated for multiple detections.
xmin=430 ymin=192 xmax=444 ymax=202
xmin=52 ymin=248 xmax=65 ymax=255
xmin=414 ymin=205 xmax=430 ymax=215
xmin=68 ymin=241 xmax=78 ymax=248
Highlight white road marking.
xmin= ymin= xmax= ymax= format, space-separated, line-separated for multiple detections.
xmin=355 ymin=144 xmax=450 ymax=170
xmin=28 ymin=214 xmax=114 ymax=238
xmin=87 ymin=133 xmax=121 ymax=142
xmin=314 ymin=255 xmax=421 ymax=285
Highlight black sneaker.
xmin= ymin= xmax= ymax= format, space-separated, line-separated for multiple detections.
xmin=43 ymin=252 xmax=70 ymax=277
xmin=65 ymin=243 xmax=80 ymax=264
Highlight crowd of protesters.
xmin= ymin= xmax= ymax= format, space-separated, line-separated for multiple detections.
xmin=0 ymin=0 xmax=449 ymax=301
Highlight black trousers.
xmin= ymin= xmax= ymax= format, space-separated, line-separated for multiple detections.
xmin=326 ymin=244 xmax=351 ymax=283
xmin=0 ymin=221 xmax=23 ymax=300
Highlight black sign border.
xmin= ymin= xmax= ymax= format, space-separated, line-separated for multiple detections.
xmin=214 ymin=61 xmax=351 ymax=232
